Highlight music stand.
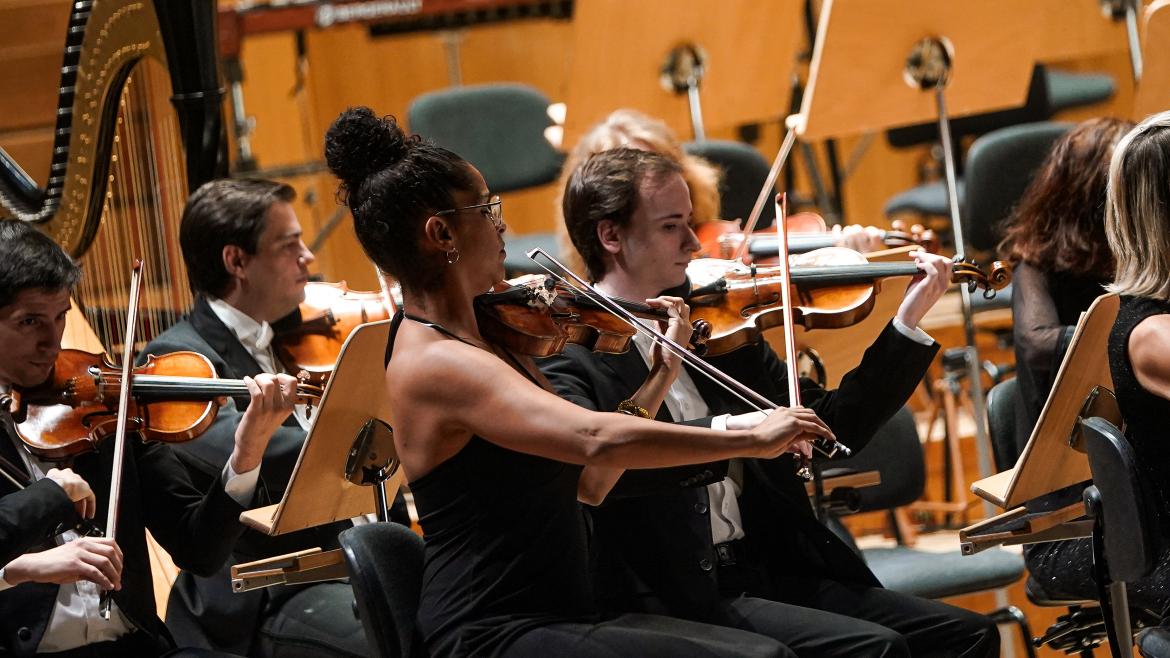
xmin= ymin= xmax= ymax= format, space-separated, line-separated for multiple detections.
xmin=1134 ymin=0 xmax=1170 ymax=119
xmin=232 ymin=319 xmax=405 ymax=592
xmin=793 ymin=0 xmax=1039 ymax=498
xmin=959 ymin=293 xmax=1120 ymax=555
xmin=562 ymin=0 xmax=804 ymax=145
xmin=974 ymin=293 xmax=1120 ymax=509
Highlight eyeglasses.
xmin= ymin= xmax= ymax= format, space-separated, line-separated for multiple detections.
xmin=435 ymin=195 xmax=504 ymax=229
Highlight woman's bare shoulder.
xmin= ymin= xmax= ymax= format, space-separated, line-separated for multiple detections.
xmin=1128 ymin=315 xmax=1170 ymax=401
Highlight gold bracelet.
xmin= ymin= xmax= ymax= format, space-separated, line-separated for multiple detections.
xmin=617 ymin=399 xmax=651 ymax=419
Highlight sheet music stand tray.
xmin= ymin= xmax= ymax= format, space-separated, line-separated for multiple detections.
xmin=959 ymin=293 xmax=1121 ymax=555
xmin=232 ymin=319 xmax=404 ymax=591
xmin=563 ymin=0 xmax=804 ymax=144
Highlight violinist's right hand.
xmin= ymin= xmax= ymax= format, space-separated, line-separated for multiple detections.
xmin=231 ymin=373 xmax=299 ymax=474
xmin=748 ymin=406 xmax=835 ymax=459
xmin=3 ymin=537 xmax=123 ymax=590
xmin=44 ymin=468 xmax=96 ymax=520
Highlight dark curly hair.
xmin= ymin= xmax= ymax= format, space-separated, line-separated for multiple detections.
xmin=998 ymin=117 xmax=1134 ymax=277
xmin=562 ymin=148 xmax=683 ymax=281
xmin=325 ymin=107 xmax=475 ymax=291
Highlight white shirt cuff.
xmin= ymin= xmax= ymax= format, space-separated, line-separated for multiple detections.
xmin=892 ymin=317 xmax=935 ymax=346
xmin=0 ymin=568 xmax=12 ymax=592
xmin=223 ymin=461 xmax=261 ymax=507
xmin=710 ymin=414 xmax=731 ymax=431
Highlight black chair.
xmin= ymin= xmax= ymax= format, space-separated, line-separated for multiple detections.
xmin=683 ymin=139 xmax=776 ymax=229
xmin=408 ymin=83 xmax=565 ymax=275
xmin=339 ymin=523 xmax=428 ymax=658
xmin=986 ymin=377 xmax=1025 ymax=475
xmin=1080 ymin=416 xmax=1162 ymax=658
xmin=822 ymin=407 xmax=1034 ymax=653
xmin=883 ymin=63 xmax=1112 ymax=220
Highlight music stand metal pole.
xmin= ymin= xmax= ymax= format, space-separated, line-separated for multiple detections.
xmin=1124 ymin=0 xmax=1144 ymax=84
xmin=925 ymin=52 xmax=996 ymax=519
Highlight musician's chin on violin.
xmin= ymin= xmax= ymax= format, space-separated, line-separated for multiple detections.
xmin=537 ymin=145 xmax=999 ymax=657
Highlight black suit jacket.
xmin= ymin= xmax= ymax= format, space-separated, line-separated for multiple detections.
xmin=0 ymin=475 xmax=75 ymax=567
xmin=538 ymin=321 xmax=938 ymax=623
xmin=0 ymin=423 xmax=246 ymax=657
xmin=140 ymin=297 xmax=350 ymax=653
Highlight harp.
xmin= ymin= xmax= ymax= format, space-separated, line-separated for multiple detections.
xmin=0 ymin=0 xmax=223 ymax=352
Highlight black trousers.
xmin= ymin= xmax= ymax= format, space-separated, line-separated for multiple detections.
xmin=41 ymin=631 xmax=242 ymax=658
xmin=716 ymin=547 xmax=999 ymax=658
xmin=504 ymin=612 xmax=795 ymax=657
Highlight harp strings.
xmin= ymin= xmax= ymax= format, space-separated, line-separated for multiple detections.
xmin=75 ymin=61 xmax=192 ymax=355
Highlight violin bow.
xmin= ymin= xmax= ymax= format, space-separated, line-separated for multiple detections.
xmin=524 ymin=248 xmax=849 ymax=461
xmin=99 ymin=258 xmax=144 ymax=619
xmin=732 ymin=118 xmax=800 ymax=263
xmin=773 ymin=194 xmax=814 ymax=481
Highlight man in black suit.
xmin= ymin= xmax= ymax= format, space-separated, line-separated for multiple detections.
xmin=141 ymin=179 xmax=369 ymax=657
xmin=541 ymin=148 xmax=999 ymax=657
xmin=0 ymin=219 xmax=297 ymax=657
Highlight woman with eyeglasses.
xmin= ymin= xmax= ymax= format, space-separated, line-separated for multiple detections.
xmin=323 ymin=107 xmax=834 ymax=658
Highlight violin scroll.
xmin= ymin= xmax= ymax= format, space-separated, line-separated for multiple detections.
xmin=950 ymin=257 xmax=1013 ymax=299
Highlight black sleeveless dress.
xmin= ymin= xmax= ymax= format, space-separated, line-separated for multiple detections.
xmin=385 ymin=311 xmax=792 ymax=658
xmin=386 ymin=312 xmax=596 ymax=655
xmin=1026 ymin=295 xmax=1170 ymax=615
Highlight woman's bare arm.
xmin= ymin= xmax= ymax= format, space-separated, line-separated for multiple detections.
xmin=390 ymin=337 xmax=830 ymax=480
xmin=1129 ymin=315 xmax=1170 ymax=402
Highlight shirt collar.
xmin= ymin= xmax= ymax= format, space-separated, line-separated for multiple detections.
xmin=206 ymin=297 xmax=274 ymax=352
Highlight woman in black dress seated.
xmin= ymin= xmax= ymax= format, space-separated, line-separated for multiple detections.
xmin=323 ymin=107 xmax=834 ymax=657
xmin=1025 ymin=111 xmax=1170 ymax=616
xmin=998 ymin=117 xmax=1132 ymax=448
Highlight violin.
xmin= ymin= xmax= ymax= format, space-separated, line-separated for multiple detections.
xmin=475 ymin=276 xmax=712 ymax=358
xmin=273 ymin=280 xmax=397 ymax=386
xmin=685 ymin=248 xmax=1011 ymax=356
xmin=8 ymin=349 xmax=323 ymax=461
xmin=696 ymin=215 xmax=937 ymax=261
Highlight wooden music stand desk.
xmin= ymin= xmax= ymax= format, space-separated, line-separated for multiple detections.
xmin=795 ymin=0 xmax=1039 ymax=142
xmin=563 ymin=0 xmax=804 ymax=144
xmin=1134 ymin=0 xmax=1170 ymax=119
xmin=960 ymin=293 xmax=1121 ymax=555
xmin=232 ymin=319 xmax=405 ymax=592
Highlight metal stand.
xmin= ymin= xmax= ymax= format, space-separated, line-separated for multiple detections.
xmin=660 ymin=44 xmax=709 ymax=141
xmin=904 ymin=37 xmax=996 ymax=516
xmin=1102 ymin=0 xmax=1144 ymax=83
xmin=346 ymin=418 xmax=401 ymax=523
xmin=439 ymin=29 xmax=467 ymax=86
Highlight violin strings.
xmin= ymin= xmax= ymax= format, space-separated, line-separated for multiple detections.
xmin=525 ymin=248 xmax=776 ymax=412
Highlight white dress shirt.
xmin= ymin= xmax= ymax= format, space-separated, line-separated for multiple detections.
xmin=630 ymin=319 xmax=933 ymax=546
xmin=207 ymin=297 xmax=311 ymax=430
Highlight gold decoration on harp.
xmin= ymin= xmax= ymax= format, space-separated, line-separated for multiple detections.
xmin=0 ymin=0 xmax=198 ymax=355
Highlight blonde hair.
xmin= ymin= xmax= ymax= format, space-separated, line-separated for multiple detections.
xmin=1105 ymin=110 xmax=1170 ymax=301
xmin=554 ymin=109 xmax=721 ymax=274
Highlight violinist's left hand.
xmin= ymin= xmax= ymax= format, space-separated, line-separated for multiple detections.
xmin=645 ymin=296 xmax=690 ymax=376
xmin=896 ymin=250 xmax=951 ymax=330
xmin=836 ymin=224 xmax=885 ymax=253
xmin=230 ymin=372 xmax=299 ymax=474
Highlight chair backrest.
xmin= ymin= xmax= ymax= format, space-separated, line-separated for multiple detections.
xmin=407 ymin=83 xmax=565 ymax=193
xmin=962 ymin=121 xmax=1071 ymax=253
xmin=986 ymin=377 xmax=1023 ymax=473
xmin=1080 ymin=416 xmax=1159 ymax=583
xmin=683 ymin=139 xmax=776 ymax=228
xmin=823 ymin=406 xmax=925 ymax=511
xmin=339 ymin=523 xmax=427 ymax=658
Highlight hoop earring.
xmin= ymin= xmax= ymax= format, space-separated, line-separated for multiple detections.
xmin=446 ymin=248 xmax=460 ymax=265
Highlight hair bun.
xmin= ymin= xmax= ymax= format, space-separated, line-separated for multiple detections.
xmin=325 ymin=106 xmax=411 ymax=194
